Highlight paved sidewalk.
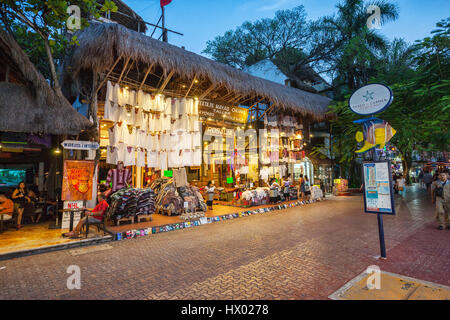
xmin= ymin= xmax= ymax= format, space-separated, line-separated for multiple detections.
xmin=0 ymin=185 xmax=448 ymax=300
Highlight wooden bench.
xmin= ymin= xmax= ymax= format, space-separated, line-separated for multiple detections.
xmin=136 ymin=214 xmax=153 ymax=223
xmin=116 ymin=216 xmax=134 ymax=226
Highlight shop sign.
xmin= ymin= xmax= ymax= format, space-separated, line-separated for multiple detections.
xmin=362 ymin=161 xmax=395 ymax=215
xmin=61 ymin=140 xmax=100 ymax=150
xmin=349 ymin=84 xmax=393 ymax=115
xmin=334 ymin=179 xmax=348 ymax=193
xmin=62 ymin=201 xmax=83 ymax=230
xmin=62 ymin=160 xmax=95 ymax=201
xmin=204 ymin=126 xmax=235 ymax=138
xmin=199 ymin=100 xmax=248 ymax=124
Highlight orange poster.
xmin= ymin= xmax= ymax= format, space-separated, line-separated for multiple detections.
xmin=62 ymin=160 xmax=95 ymax=201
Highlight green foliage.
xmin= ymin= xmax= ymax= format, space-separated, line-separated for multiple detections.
xmin=0 ymin=0 xmax=101 ymax=84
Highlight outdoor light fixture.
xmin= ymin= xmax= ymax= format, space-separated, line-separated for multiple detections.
xmin=54 ymin=147 xmax=61 ymax=155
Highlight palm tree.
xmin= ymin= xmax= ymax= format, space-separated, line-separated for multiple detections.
xmin=318 ymin=0 xmax=399 ymax=96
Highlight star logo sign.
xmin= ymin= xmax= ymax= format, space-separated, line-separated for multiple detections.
xmin=363 ymin=91 xmax=374 ymax=102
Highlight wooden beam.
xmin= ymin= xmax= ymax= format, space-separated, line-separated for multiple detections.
xmin=117 ymin=56 xmax=131 ymax=86
xmin=138 ymin=64 xmax=154 ymax=91
xmin=184 ymin=74 xmax=197 ymax=98
xmin=157 ymin=69 xmax=175 ymax=94
xmin=258 ymin=103 xmax=276 ymax=121
xmin=198 ymin=83 xmax=217 ymax=100
xmin=247 ymin=97 xmax=266 ymax=111
xmin=95 ymin=54 xmax=123 ymax=95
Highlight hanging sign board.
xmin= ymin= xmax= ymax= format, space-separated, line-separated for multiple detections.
xmin=62 ymin=160 xmax=95 ymax=201
xmin=62 ymin=140 xmax=100 ymax=150
xmin=199 ymin=100 xmax=248 ymax=124
xmin=349 ymin=84 xmax=393 ymax=115
xmin=362 ymin=161 xmax=395 ymax=215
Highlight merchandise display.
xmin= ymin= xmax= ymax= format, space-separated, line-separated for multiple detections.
xmin=103 ymin=81 xmax=202 ymax=169
xmin=150 ymin=178 xmax=207 ymax=216
xmin=106 ymin=188 xmax=156 ymax=222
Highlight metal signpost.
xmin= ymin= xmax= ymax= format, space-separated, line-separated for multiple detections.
xmin=349 ymin=83 xmax=395 ymax=259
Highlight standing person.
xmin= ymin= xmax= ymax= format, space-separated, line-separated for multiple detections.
xmin=319 ymin=179 xmax=326 ymax=199
xmin=282 ymin=175 xmax=291 ymax=201
xmin=396 ymin=174 xmax=406 ymax=197
xmin=298 ymin=174 xmax=305 ymax=202
xmin=205 ymin=181 xmax=215 ymax=210
xmin=432 ymin=171 xmax=449 ymax=230
xmin=304 ymin=176 xmax=311 ymax=202
xmin=269 ymin=178 xmax=280 ymax=204
xmin=418 ymin=169 xmax=424 ymax=188
xmin=423 ymin=170 xmax=433 ymax=196
xmin=11 ymin=181 xmax=28 ymax=229
xmin=392 ymin=172 xmax=399 ymax=194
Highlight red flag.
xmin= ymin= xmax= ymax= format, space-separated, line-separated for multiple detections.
xmin=160 ymin=0 xmax=172 ymax=7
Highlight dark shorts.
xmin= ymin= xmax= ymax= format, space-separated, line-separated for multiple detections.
xmin=206 ymin=200 xmax=213 ymax=207
xmin=284 ymin=193 xmax=290 ymax=198
xmin=305 ymin=191 xmax=311 ymax=196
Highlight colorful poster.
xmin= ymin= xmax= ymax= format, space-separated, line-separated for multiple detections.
xmin=362 ymin=161 xmax=395 ymax=215
xmin=62 ymin=160 xmax=95 ymax=201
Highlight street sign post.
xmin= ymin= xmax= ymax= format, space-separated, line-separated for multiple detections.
xmin=61 ymin=140 xmax=100 ymax=150
xmin=362 ymin=161 xmax=396 ymax=258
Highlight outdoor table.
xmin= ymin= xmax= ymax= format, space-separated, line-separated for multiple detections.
xmin=62 ymin=208 xmax=85 ymax=232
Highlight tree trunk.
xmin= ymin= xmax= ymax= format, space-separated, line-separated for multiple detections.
xmin=43 ymin=37 xmax=62 ymax=95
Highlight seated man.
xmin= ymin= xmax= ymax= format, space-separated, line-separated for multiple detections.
xmin=63 ymin=193 xmax=109 ymax=238
xmin=0 ymin=193 xmax=15 ymax=227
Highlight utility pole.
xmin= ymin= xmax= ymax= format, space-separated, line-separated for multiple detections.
xmin=162 ymin=6 xmax=168 ymax=42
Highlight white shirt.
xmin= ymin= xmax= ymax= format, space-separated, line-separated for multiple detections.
xmin=106 ymin=145 xmax=118 ymax=165
xmin=136 ymin=149 xmax=146 ymax=168
xmin=147 ymin=151 xmax=159 ymax=168
xmin=124 ymin=146 xmax=135 ymax=167
xmin=108 ymin=124 xmax=120 ymax=146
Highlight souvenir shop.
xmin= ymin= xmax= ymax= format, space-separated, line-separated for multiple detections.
xmin=62 ymin=22 xmax=332 ymax=226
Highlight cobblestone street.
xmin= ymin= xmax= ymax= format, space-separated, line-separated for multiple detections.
xmin=0 ymin=185 xmax=448 ymax=300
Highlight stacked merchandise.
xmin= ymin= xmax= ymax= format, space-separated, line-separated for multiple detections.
xmin=289 ymin=186 xmax=299 ymax=200
xmin=150 ymin=178 xmax=207 ymax=216
xmin=107 ymin=188 xmax=156 ymax=222
xmin=104 ymin=81 xmax=202 ymax=170
xmin=241 ymin=188 xmax=270 ymax=207
xmin=311 ymin=186 xmax=324 ymax=200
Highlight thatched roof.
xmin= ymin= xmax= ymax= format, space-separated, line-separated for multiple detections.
xmin=95 ymin=0 xmax=147 ymax=33
xmin=67 ymin=23 xmax=331 ymax=120
xmin=0 ymin=27 xmax=92 ymax=135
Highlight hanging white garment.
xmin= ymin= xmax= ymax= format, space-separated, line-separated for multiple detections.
xmin=154 ymin=114 xmax=162 ymax=132
xmin=179 ymin=98 xmax=187 ymax=116
xmin=160 ymin=133 xmax=170 ymax=151
xmin=136 ymin=130 xmax=147 ymax=148
xmin=104 ymin=81 xmax=119 ymax=122
xmin=161 ymin=115 xmax=171 ymax=132
xmin=113 ymin=83 xmax=120 ymax=106
xmin=117 ymin=142 xmax=126 ymax=163
xmin=193 ymin=149 xmax=202 ymax=166
xmin=135 ymin=107 xmax=144 ymax=128
xmin=164 ymin=97 xmax=172 ymax=116
xmin=117 ymin=121 xmax=128 ymax=143
xmin=160 ymin=151 xmax=168 ymax=172
xmin=147 ymin=151 xmax=159 ymax=168
xmin=169 ymin=133 xmax=180 ymax=152
xmin=124 ymin=146 xmax=135 ymax=167
xmin=154 ymin=94 xmax=164 ymax=112
xmin=106 ymin=145 xmax=118 ymax=165
xmin=172 ymin=98 xmax=179 ymax=120
xmin=192 ymin=132 xmax=201 ymax=149
xmin=108 ymin=124 xmax=120 ymax=146
xmin=136 ymin=149 xmax=146 ymax=168
xmin=119 ymin=105 xmax=136 ymax=125
xmin=181 ymin=150 xmax=192 ymax=167
xmin=192 ymin=99 xmax=199 ymax=116
xmin=180 ymin=114 xmax=189 ymax=132
xmin=168 ymin=150 xmax=180 ymax=168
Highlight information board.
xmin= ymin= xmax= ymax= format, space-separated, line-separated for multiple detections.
xmin=362 ymin=161 xmax=395 ymax=215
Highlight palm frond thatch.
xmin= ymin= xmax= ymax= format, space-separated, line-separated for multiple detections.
xmin=68 ymin=23 xmax=332 ymax=120
xmin=0 ymin=27 xmax=92 ymax=135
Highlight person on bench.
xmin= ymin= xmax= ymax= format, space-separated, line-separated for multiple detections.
xmin=63 ymin=193 xmax=109 ymax=238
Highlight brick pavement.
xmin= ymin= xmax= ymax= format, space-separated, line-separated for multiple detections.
xmin=0 ymin=184 xmax=448 ymax=300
